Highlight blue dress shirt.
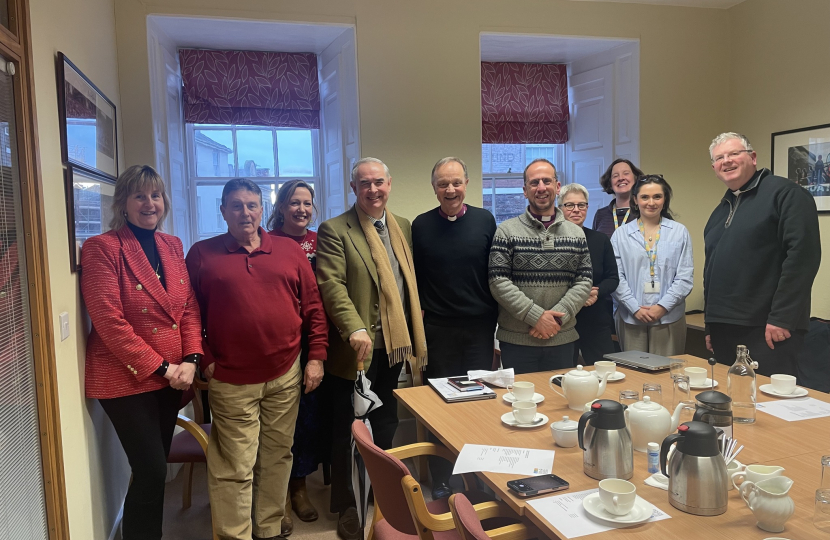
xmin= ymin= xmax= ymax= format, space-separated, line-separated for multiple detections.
xmin=611 ymin=218 xmax=694 ymax=325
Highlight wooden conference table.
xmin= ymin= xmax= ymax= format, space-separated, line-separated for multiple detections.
xmin=394 ymin=355 xmax=830 ymax=539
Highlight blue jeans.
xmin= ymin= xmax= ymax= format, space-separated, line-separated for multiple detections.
xmin=500 ymin=341 xmax=575 ymax=374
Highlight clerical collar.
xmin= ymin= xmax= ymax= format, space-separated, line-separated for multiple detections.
xmin=529 ymin=208 xmax=556 ymax=228
xmin=438 ymin=204 xmax=467 ymax=221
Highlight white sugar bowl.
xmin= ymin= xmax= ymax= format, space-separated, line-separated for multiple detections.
xmin=551 ymin=415 xmax=579 ymax=448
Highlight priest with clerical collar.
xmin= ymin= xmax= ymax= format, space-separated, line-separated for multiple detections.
xmin=412 ymin=156 xmax=499 ymax=500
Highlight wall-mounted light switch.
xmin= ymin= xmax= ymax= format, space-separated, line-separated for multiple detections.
xmin=59 ymin=312 xmax=70 ymax=341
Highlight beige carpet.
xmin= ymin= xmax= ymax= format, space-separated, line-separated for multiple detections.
xmin=162 ymin=418 xmax=420 ymax=540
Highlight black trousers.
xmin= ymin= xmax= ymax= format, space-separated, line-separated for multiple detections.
xmin=709 ymin=323 xmax=806 ymax=377
xmin=573 ymin=320 xmax=616 ymax=366
xmin=423 ymin=322 xmax=496 ymax=486
xmin=99 ymin=386 xmax=182 ymax=540
xmin=324 ymin=349 xmax=402 ymax=513
xmin=500 ymin=341 xmax=575 ymax=374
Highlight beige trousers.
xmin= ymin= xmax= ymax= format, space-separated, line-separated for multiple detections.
xmin=207 ymin=357 xmax=302 ymax=540
xmin=616 ymin=313 xmax=687 ymax=356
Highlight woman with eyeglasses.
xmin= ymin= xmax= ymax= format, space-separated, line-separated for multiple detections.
xmin=611 ymin=175 xmax=694 ymax=355
xmin=592 ymin=159 xmax=645 ymax=238
xmin=559 ymin=184 xmax=619 ymax=365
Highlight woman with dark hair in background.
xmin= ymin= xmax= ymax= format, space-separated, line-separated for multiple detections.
xmin=611 ymin=175 xmax=693 ymax=356
xmin=81 ymin=165 xmax=203 ymax=540
xmin=592 ymin=158 xmax=644 ymax=237
xmin=268 ymin=179 xmax=323 ymax=534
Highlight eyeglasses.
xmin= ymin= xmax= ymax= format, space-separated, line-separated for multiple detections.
xmin=712 ymin=149 xmax=752 ymax=164
xmin=562 ymin=202 xmax=588 ymax=210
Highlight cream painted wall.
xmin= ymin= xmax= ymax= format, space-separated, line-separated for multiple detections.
xmin=114 ymin=0 xmax=731 ymax=309
xmin=29 ymin=0 xmax=130 ymax=538
xmin=728 ymin=0 xmax=830 ymax=318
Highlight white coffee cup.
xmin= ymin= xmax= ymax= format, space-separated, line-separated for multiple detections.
xmin=726 ymin=459 xmax=743 ymax=490
xmin=598 ymin=478 xmax=637 ymax=515
xmin=507 ymin=381 xmax=535 ymax=401
xmin=731 ymin=464 xmax=785 ymax=490
xmin=770 ymin=374 xmax=797 ymax=395
xmin=512 ymin=401 xmax=537 ymax=424
xmin=595 ymin=361 xmax=616 ymax=380
xmin=685 ymin=367 xmax=707 ymax=386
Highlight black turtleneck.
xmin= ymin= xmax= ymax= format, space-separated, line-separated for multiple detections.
xmin=126 ymin=221 xmax=166 ymax=289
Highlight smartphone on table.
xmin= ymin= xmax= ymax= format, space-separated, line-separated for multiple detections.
xmin=507 ymin=474 xmax=569 ymax=498
xmin=446 ymin=376 xmax=484 ymax=392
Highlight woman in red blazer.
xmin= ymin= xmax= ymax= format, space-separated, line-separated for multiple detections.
xmin=81 ymin=165 xmax=203 ymax=540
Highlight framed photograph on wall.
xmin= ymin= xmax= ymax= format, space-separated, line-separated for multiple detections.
xmin=63 ymin=164 xmax=116 ymax=272
xmin=57 ymin=52 xmax=118 ymax=180
xmin=771 ymin=123 xmax=830 ymax=213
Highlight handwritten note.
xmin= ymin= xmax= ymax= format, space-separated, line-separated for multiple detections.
xmin=527 ymin=489 xmax=670 ymax=539
xmin=757 ymin=397 xmax=830 ymax=422
xmin=451 ymin=444 xmax=555 ymax=475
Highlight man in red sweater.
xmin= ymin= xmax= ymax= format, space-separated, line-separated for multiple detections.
xmin=186 ymin=178 xmax=328 ymax=540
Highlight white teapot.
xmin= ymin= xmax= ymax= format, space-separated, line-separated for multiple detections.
xmin=549 ymin=365 xmax=608 ymax=411
xmin=624 ymin=396 xmax=684 ymax=452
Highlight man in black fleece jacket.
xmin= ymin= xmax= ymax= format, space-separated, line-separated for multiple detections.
xmin=704 ymin=132 xmax=821 ymax=377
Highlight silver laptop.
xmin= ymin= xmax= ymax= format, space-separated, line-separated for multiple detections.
xmin=602 ymin=350 xmax=674 ymax=371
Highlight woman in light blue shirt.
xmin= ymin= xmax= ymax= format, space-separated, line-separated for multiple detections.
xmin=611 ymin=175 xmax=693 ymax=355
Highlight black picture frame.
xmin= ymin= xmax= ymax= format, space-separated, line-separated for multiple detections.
xmin=771 ymin=123 xmax=830 ymax=213
xmin=57 ymin=52 xmax=118 ymax=180
xmin=63 ymin=164 xmax=116 ymax=272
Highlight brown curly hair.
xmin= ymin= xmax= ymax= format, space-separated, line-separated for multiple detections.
xmin=599 ymin=159 xmax=644 ymax=195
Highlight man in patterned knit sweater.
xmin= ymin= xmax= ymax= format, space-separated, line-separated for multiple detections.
xmin=489 ymin=159 xmax=593 ymax=374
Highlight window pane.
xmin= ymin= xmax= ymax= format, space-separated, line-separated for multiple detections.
xmin=482 ymin=144 xmax=524 ymax=174
xmin=277 ymin=130 xmax=314 ymax=177
xmin=237 ymin=130 xmax=275 ymax=177
xmin=494 ymin=178 xmax=525 ymax=224
xmin=195 ymin=130 xmax=233 ymax=177
xmin=525 ymin=144 xmax=555 ymax=166
xmin=196 ymin=183 xmax=278 ymax=242
xmin=0 ymin=1 xmax=9 ymax=31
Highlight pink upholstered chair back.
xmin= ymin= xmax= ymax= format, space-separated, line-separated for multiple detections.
xmin=450 ymin=494 xmax=491 ymax=540
xmin=351 ymin=420 xmax=418 ymax=535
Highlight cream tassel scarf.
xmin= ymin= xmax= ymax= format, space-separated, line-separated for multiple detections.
xmin=357 ymin=207 xmax=428 ymax=371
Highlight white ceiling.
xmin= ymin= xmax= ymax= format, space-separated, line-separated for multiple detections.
xmin=148 ymin=16 xmax=352 ymax=53
xmin=481 ymin=33 xmax=635 ymax=64
xmin=568 ymin=0 xmax=745 ymax=8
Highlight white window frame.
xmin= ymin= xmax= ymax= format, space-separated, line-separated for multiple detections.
xmin=184 ymin=124 xmax=322 ymax=244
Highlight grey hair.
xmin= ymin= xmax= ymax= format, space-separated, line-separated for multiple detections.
xmin=351 ymin=157 xmax=391 ymax=183
xmin=431 ymin=157 xmax=468 ymax=185
xmin=709 ymin=132 xmax=753 ymax=161
xmin=559 ymin=183 xmax=589 ymax=203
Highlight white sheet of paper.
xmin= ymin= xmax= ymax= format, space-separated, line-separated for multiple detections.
xmin=527 ymin=489 xmax=671 ymax=539
xmin=757 ymin=397 xmax=830 ymax=421
xmin=451 ymin=444 xmax=555 ymax=475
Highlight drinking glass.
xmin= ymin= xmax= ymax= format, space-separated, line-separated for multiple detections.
xmin=643 ymin=383 xmax=662 ymax=405
xmin=619 ymin=390 xmax=639 ymax=407
xmin=822 ymin=455 xmax=830 ymax=490
xmin=669 ymin=358 xmax=687 ymax=380
xmin=815 ymin=489 xmax=830 ymax=532
xmin=672 ymin=375 xmax=695 ymax=424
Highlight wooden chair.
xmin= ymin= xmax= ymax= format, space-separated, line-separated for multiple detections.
xmin=448 ymin=494 xmax=533 ymax=540
xmin=351 ymin=420 xmax=520 ymax=540
xmin=168 ymin=378 xmax=211 ymax=509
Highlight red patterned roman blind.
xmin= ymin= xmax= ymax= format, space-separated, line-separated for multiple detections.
xmin=179 ymin=49 xmax=320 ymax=128
xmin=481 ymin=62 xmax=569 ymax=144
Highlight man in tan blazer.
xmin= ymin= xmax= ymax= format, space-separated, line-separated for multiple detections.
xmin=317 ymin=157 xmax=426 ymax=540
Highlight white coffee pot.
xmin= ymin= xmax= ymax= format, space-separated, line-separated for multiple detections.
xmin=624 ymin=396 xmax=685 ymax=452
xmin=549 ymin=365 xmax=608 ymax=411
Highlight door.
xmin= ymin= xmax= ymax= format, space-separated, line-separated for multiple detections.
xmin=566 ymin=64 xmax=614 ymax=227
xmin=0 ymin=53 xmax=49 ymax=538
xmin=319 ymin=54 xmax=346 ymax=221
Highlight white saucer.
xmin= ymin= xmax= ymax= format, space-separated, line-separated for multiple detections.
xmin=690 ymin=378 xmax=718 ymax=389
xmin=503 ymin=392 xmax=545 ymax=404
xmin=500 ymin=412 xmax=549 ymax=428
xmin=602 ymin=372 xmax=626 ymax=382
xmin=759 ymin=384 xmax=808 ymax=398
xmin=582 ymin=493 xmax=656 ymax=525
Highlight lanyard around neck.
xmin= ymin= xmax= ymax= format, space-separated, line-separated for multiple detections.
xmin=613 ymin=204 xmax=630 ymax=229
xmin=638 ymin=218 xmax=661 ymax=284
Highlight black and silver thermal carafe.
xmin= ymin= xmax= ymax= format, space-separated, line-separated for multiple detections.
xmin=578 ymin=399 xmax=633 ymax=480
xmin=660 ymin=421 xmax=728 ymax=516
xmin=693 ymin=390 xmax=733 ymax=439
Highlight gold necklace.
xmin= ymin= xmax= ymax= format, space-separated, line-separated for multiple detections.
xmin=154 ymin=261 xmax=161 ymax=280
